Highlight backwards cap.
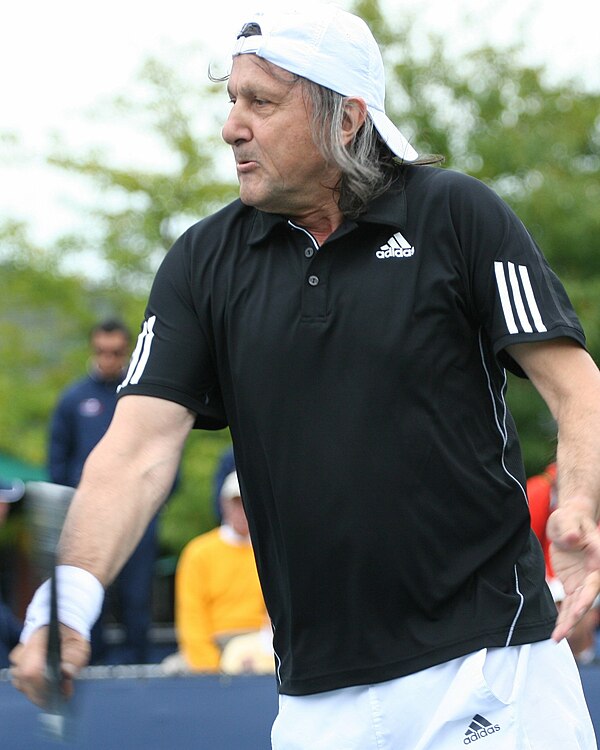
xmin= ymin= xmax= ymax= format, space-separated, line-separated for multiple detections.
xmin=232 ymin=4 xmax=418 ymax=162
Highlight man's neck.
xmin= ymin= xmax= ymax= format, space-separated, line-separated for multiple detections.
xmin=288 ymin=206 xmax=344 ymax=246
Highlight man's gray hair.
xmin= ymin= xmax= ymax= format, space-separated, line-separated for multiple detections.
xmin=301 ymin=80 xmax=399 ymax=219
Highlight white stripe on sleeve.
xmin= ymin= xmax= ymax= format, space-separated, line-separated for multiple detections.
xmin=494 ymin=262 xmax=518 ymax=334
xmin=507 ymin=262 xmax=533 ymax=333
xmin=117 ymin=315 xmax=156 ymax=392
xmin=518 ymin=266 xmax=547 ymax=333
xmin=130 ymin=315 xmax=156 ymax=384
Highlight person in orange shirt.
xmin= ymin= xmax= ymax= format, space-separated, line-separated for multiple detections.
xmin=528 ymin=462 xmax=600 ymax=665
xmin=166 ymin=471 xmax=270 ymax=673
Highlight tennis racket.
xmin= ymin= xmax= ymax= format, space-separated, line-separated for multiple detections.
xmin=25 ymin=482 xmax=75 ymax=741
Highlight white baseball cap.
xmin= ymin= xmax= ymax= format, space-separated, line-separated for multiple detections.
xmin=220 ymin=471 xmax=242 ymax=503
xmin=232 ymin=4 xmax=418 ymax=162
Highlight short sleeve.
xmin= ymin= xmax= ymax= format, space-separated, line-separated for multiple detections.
xmin=117 ymin=231 xmax=227 ymax=430
xmin=451 ymin=176 xmax=586 ymax=377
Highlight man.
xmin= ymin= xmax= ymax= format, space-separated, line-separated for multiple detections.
xmin=47 ymin=318 xmax=159 ymax=664
xmin=165 ymin=471 xmax=268 ymax=673
xmin=11 ymin=7 xmax=600 ymax=748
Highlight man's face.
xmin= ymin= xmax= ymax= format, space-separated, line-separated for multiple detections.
xmin=222 ymin=495 xmax=250 ymax=538
xmin=222 ymin=55 xmax=339 ymax=217
xmin=91 ymin=331 xmax=130 ymax=381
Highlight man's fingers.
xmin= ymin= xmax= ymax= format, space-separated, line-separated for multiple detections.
xmin=59 ymin=629 xmax=91 ymax=674
xmin=9 ymin=641 xmax=23 ymax=664
xmin=552 ymin=572 xmax=600 ymax=642
xmin=10 ymin=633 xmax=51 ymax=707
xmin=553 ymin=602 xmax=586 ymax=643
xmin=9 ymin=625 xmax=90 ymax=707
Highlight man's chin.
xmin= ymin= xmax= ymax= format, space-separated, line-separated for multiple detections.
xmin=238 ymin=194 xmax=257 ymax=207
xmin=238 ymin=190 xmax=275 ymax=213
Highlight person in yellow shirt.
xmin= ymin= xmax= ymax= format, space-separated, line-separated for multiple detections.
xmin=171 ymin=471 xmax=270 ymax=673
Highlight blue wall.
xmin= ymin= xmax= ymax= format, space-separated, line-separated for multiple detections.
xmin=0 ymin=669 xmax=598 ymax=749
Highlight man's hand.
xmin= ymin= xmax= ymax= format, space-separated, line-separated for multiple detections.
xmin=10 ymin=625 xmax=90 ymax=708
xmin=548 ymin=506 xmax=600 ymax=642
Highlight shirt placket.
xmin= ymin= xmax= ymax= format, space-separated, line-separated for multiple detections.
xmin=288 ymin=222 xmax=331 ymax=322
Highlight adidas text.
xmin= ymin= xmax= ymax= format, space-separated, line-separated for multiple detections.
xmin=376 ymin=230 xmax=415 ymax=259
xmin=376 ymin=247 xmax=414 ymax=259
xmin=463 ymin=724 xmax=501 ymax=744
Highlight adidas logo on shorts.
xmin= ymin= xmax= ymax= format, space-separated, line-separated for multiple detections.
xmin=463 ymin=714 xmax=501 ymax=744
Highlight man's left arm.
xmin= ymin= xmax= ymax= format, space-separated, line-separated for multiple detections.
xmin=506 ymin=338 xmax=600 ymax=642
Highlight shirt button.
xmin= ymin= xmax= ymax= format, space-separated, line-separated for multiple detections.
xmin=308 ymin=275 xmax=320 ymax=286
xmin=304 ymin=247 xmax=315 ymax=258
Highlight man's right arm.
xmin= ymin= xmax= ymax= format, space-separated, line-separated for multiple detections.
xmin=11 ymin=394 xmax=196 ymax=705
xmin=58 ymin=394 xmax=195 ymax=585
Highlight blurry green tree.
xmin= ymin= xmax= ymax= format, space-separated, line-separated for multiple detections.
xmin=0 ymin=55 xmax=238 ymax=555
xmin=2 ymin=6 xmax=599 ymax=555
xmin=47 ymin=55 xmax=238 ymax=290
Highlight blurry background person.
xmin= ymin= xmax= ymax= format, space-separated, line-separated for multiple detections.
xmin=528 ymin=462 xmax=600 ymax=665
xmin=220 ymin=622 xmax=275 ymax=675
xmin=0 ymin=479 xmax=24 ymax=667
xmin=47 ymin=318 xmax=161 ymax=664
xmin=48 ymin=319 xmax=132 ymax=488
xmin=212 ymin=444 xmax=235 ymax=524
xmin=164 ymin=471 xmax=270 ymax=674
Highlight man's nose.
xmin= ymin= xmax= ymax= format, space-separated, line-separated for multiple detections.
xmin=222 ymin=104 xmax=251 ymax=145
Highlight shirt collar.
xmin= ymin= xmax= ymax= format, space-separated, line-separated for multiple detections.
xmin=246 ymin=171 xmax=408 ymax=247
xmin=247 ymin=208 xmax=288 ymax=246
xmin=357 ymin=173 xmax=407 ymax=229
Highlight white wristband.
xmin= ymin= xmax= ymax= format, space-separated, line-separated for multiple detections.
xmin=20 ymin=565 xmax=104 ymax=644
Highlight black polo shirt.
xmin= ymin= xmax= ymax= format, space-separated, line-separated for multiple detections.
xmin=118 ymin=165 xmax=585 ymax=695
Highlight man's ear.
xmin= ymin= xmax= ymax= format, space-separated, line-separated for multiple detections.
xmin=341 ymin=97 xmax=368 ymax=145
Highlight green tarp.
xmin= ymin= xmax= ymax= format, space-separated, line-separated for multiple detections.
xmin=0 ymin=453 xmax=47 ymax=482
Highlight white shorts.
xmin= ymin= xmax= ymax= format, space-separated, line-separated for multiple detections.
xmin=271 ymin=639 xmax=597 ymax=750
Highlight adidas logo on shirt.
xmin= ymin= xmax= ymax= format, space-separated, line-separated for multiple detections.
xmin=375 ymin=231 xmax=415 ymax=259
xmin=463 ymin=714 xmax=501 ymax=744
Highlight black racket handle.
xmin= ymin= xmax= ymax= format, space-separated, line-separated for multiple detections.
xmin=40 ymin=568 xmax=70 ymax=741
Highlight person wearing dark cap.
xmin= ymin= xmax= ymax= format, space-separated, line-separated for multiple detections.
xmin=11 ymin=6 xmax=600 ymax=748
xmin=0 ymin=479 xmax=24 ymax=667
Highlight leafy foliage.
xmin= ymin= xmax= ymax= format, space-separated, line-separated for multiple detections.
xmin=47 ymin=56 xmax=238 ymax=290
xmin=0 ymin=57 xmax=239 ymax=555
